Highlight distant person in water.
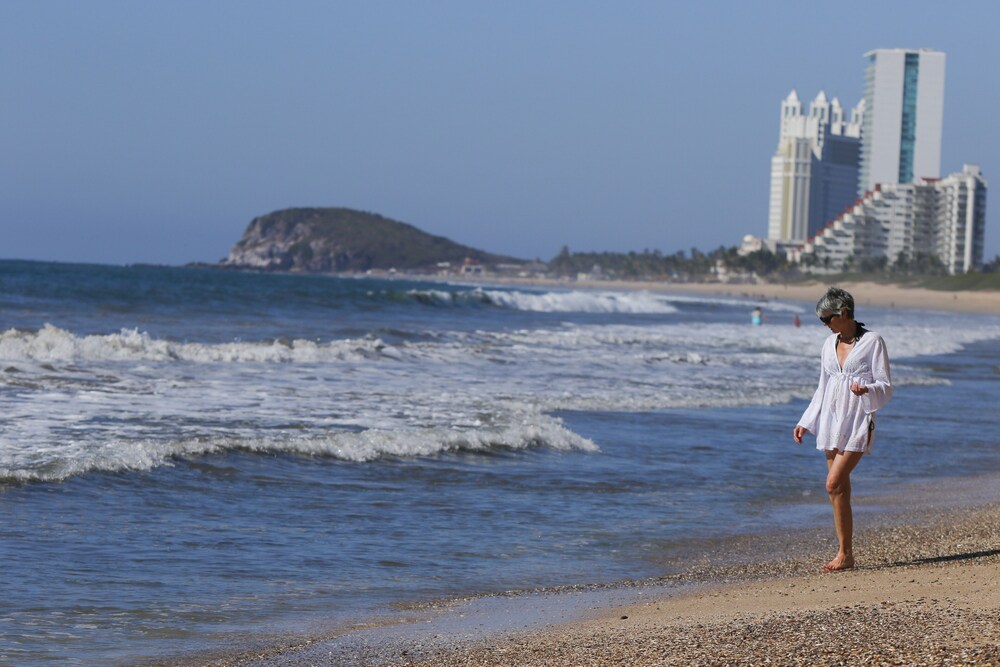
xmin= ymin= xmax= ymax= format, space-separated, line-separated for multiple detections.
xmin=792 ymin=314 xmax=801 ymax=328
xmin=751 ymin=306 xmax=763 ymax=326
xmin=793 ymin=287 xmax=893 ymax=572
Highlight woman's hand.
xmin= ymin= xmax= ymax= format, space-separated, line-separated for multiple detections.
xmin=850 ymin=382 xmax=869 ymax=396
xmin=793 ymin=425 xmax=808 ymax=444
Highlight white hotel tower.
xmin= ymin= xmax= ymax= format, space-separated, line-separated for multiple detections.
xmin=859 ymin=48 xmax=946 ymax=194
xmin=767 ymin=91 xmax=863 ymax=243
xmin=760 ymin=48 xmax=986 ymax=274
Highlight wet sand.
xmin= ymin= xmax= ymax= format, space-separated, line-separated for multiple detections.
xmin=392 ymin=500 xmax=1000 ymax=667
xmin=181 ymin=482 xmax=1000 ymax=667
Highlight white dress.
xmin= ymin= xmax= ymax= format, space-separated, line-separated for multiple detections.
xmin=797 ymin=330 xmax=893 ymax=454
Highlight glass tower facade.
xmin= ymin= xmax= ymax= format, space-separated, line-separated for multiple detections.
xmin=898 ymin=53 xmax=920 ymax=182
xmin=858 ymin=49 xmax=945 ymax=195
xmin=859 ymin=55 xmax=876 ymax=193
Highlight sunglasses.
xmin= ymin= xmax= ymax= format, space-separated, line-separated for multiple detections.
xmin=819 ymin=313 xmax=837 ymax=325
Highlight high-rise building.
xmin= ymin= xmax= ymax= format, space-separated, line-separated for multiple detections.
xmin=858 ymin=48 xmax=946 ymax=194
xmin=767 ymin=91 xmax=863 ymax=243
xmin=793 ymin=165 xmax=987 ymax=274
xmin=758 ymin=47 xmax=988 ymax=274
xmin=934 ymin=165 xmax=988 ymax=273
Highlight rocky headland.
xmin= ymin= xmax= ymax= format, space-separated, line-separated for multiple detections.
xmin=221 ymin=207 xmax=522 ymax=273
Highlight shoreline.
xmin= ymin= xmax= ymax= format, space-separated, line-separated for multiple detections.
xmin=387 ymin=497 xmax=1000 ymax=666
xmin=160 ymin=475 xmax=1000 ymax=666
xmin=193 ymin=263 xmax=1000 ymax=315
xmin=464 ymin=275 xmax=1000 ymax=315
xmin=408 ymin=548 xmax=999 ymax=665
xmin=119 ymin=271 xmax=999 ymax=666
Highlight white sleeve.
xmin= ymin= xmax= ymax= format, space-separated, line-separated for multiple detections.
xmin=861 ymin=335 xmax=893 ymax=414
xmin=798 ymin=346 xmax=830 ymax=433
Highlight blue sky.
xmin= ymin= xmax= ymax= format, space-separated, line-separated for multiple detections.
xmin=3 ymin=1 xmax=998 ymax=265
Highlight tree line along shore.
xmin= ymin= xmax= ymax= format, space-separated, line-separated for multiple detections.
xmin=215 ymin=207 xmax=1000 ymax=291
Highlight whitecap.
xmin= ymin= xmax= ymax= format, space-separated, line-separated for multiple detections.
xmin=0 ymin=412 xmax=597 ymax=482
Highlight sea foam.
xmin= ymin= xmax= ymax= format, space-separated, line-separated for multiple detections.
xmin=406 ymin=288 xmax=680 ymax=314
xmin=0 ymin=413 xmax=597 ymax=482
xmin=2 ymin=315 xmax=998 ymax=482
xmin=0 ymin=325 xmax=404 ymax=364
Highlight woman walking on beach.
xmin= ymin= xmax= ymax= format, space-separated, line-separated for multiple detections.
xmin=793 ymin=287 xmax=893 ymax=572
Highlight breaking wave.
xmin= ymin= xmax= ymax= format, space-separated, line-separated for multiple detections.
xmin=3 ymin=319 xmax=999 ymax=369
xmin=0 ymin=415 xmax=597 ymax=483
xmin=401 ymin=286 xmax=818 ymax=315
xmin=3 ymin=316 xmax=997 ymax=484
xmin=0 ymin=325 xmax=406 ymax=364
xmin=406 ymin=288 xmax=680 ymax=314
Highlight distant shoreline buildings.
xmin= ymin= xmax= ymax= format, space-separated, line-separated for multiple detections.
xmin=767 ymin=90 xmax=864 ymax=244
xmin=791 ymin=165 xmax=987 ymax=274
xmin=752 ymin=48 xmax=987 ymax=274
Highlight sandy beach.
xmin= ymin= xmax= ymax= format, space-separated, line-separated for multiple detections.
xmin=478 ymin=276 xmax=1000 ymax=316
xmin=637 ymin=280 xmax=1000 ymax=316
xmin=191 ymin=488 xmax=1000 ymax=667
xmin=391 ymin=499 xmax=1000 ymax=667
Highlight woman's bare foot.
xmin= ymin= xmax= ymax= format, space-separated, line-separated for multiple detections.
xmin=821 ymin=554 xmax=855 ymax=573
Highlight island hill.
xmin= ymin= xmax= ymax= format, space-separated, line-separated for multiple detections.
xmin=221 ymin=207 xmax=529 ymax=275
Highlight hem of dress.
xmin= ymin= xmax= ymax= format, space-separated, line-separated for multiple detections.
xmin=816 ymin=443 xmax=872 ymax=455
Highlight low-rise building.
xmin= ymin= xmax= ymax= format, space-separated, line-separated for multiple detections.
xmin=791 ymin=164 xmax=987 ymax=274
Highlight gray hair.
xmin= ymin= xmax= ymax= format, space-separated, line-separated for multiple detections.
xmin=815 ymin=286 xmax=855 ymax=318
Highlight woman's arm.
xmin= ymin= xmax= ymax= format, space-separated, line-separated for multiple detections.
xmin=860 ymin=335 xmax=893 ymax=413
xmin=796 ymin=342 xmax=831 ymax=438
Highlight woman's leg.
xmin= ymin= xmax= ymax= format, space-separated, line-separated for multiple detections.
xmin=823 ymin=449 xmax=864 ymax=572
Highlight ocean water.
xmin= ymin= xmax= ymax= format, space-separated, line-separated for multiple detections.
xmin=1 ymin=260 xmax=999 ymax=665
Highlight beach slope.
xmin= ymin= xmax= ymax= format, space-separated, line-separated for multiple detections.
xmin=400 ymin=503 xmax=1000 ymax=667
